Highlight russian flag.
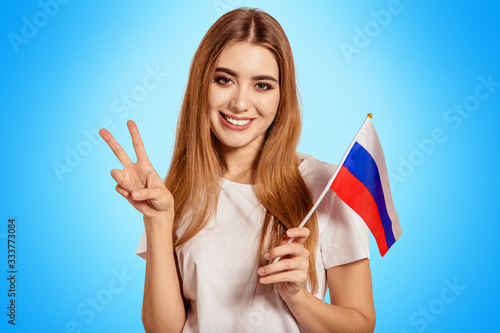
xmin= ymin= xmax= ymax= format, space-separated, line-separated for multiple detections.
xmin=274 ymin=115 xmax=401 ymax=263
xmin=330 ymin=115 xmax=402 ymax=256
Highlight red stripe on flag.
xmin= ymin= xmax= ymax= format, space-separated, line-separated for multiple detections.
xmin=330 ymin=166 xmax=389 ymax=256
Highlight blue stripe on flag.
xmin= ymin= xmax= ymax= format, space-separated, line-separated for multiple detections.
xmin=343 ymin=142 xmax=396 ymax=248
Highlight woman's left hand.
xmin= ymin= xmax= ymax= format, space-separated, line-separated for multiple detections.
xmin=257 ymin=227 xmax=311 ymax=301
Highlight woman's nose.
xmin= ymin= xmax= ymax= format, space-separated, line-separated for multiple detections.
xmin=229 ymin=87 xmax=250 ymax=113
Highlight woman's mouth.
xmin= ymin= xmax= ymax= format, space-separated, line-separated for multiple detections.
xmin=219 ymin=112 xmax=254 ymax=130
xmin=223 ymin=115 xmax=251 ymax=126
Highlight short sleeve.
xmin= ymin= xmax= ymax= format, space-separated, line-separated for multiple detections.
xmin=136 ymin=229 xmax=147 ymax=260
xmin=317 ymin=190 xmax=370 ymax=269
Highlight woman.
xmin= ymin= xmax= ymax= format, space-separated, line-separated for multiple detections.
xmin=100 ymin=8 xmax=375 ymax=333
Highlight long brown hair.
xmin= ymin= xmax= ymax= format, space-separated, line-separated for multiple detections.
xmin=165 ymin=8 xmax=319 ymax=294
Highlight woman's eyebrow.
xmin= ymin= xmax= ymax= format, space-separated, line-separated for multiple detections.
xmin=252 ymin=74 xmax=278 ymax=83
xmin=215 ymin=67 xmax=237 ymax=77
xmin=215 ymin=67 xmax=278 ymax=83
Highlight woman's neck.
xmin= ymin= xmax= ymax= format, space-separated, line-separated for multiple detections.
xmin=218 ymin=140 xmax=263 ymax=185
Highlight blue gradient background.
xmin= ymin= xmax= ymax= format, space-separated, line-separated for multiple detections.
xmin=2 ymin=1 xmax=499 ymax=332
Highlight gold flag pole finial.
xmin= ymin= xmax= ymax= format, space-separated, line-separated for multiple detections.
xmin=367 ymin=113 xmax=373 ymax=118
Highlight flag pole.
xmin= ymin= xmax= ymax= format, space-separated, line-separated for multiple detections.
xmin=272 ymin=114 xmax=373 ymax=264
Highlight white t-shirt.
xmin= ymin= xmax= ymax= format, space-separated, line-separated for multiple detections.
xmin=136 ymin=153 xmax=370 ymax=332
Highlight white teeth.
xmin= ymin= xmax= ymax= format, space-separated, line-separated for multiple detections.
xmin=224 ymin=115 xmax=251 ymax=126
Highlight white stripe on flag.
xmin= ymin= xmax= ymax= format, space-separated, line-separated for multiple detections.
xmin=356 ymin=120 xmax=402 ymax=240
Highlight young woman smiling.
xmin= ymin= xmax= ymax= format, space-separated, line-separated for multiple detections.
xmin=100 ymin=8 xmax=375 ymax=333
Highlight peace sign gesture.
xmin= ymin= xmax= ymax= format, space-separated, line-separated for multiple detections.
xmin=99 ymin=120 xmax=174 ymax=224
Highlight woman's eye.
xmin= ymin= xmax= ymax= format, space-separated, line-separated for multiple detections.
xmin=256 ymin=83 xmax=271 ymax=90
xmin=216 ymin=77 xmax=232 ymax=85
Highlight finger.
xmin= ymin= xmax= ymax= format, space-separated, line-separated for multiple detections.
xmin=285 ymin=227 xmax=310 ymax=244
xmin=266 ymin=242 xmax=309 ymax=261
xmin=99 ymin=128 xmax=134 ymax=167
xmin=280 ymin=236 xmax=290 ymax=246
xmin=258 ymin=258 xmax=308 ymax=277
xmin=110 ymin=169 xmax=135 ymax=193
xmin=274 ymin=234 xmax=293 ymax=263
xmin=127 ymin=120 xmax=149 ymax=162
xmin=258 ymin=270 xmax=307 ymax=285
xmin=130 ymin=186 xmax=164 ymax=202
xmin=277 ymin=228 xmax=310 ymax=249
xmin=116 ymin=184 xmax=132 ymax=200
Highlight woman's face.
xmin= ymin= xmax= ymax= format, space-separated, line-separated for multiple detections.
xmin=209 ymin=42 xmax=280 ymax=151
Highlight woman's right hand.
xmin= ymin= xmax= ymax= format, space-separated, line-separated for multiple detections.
xmin=99 ymin=120 xmax=174 ymax=224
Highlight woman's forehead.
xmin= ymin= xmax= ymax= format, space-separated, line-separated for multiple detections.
xmin=215 ymin=42 xmax=279 ymax=79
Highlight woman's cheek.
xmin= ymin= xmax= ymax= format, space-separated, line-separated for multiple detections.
xmin=258 ymin=94 xmax=280 ymax=116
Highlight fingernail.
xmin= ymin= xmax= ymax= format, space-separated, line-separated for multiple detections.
xmin=264 ymin=252 xmax=270 ymax=260
xmin=287 ymin=229 xmax=294 ymax=236
xmin=258 ymin=268 xmax=265 ymax=275
xmin=126 ymin=185 xmax=133 ymax=192
xmin=260 ymin=277 xmax=267 ymax=283
xmin=132 ymin=191 xmax=141 ymax=199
